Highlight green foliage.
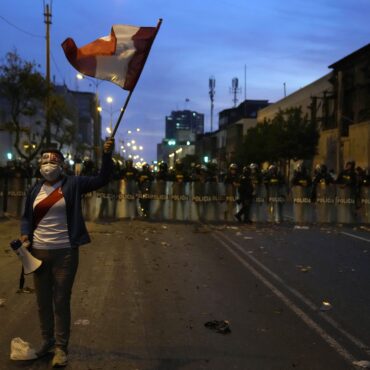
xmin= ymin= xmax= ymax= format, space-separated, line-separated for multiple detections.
xmin=0 ymin=51 xmax=47 ymax=122
xmin=237 ymin=107 xmax=319 ymax=165
xmin=0 ymin=51 xmax=75 ymax=161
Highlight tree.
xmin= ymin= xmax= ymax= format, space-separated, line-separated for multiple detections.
xmin=0 ymin=51 xmax=74 ymax=163
xmin=237 ymin=107 xmax=319 ymax=168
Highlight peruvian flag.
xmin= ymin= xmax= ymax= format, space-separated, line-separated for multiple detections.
xmin=61 ymin=22 xmax=161 ymax=91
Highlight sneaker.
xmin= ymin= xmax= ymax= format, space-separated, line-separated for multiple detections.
xmin=52 ymin=347 xmax=68 ymax=367
xmin=36 ymin=339 xmax=55 ymax=358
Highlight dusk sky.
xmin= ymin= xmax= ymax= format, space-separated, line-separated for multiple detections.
xmin=1 ymin=0 xmax=369 ymax=162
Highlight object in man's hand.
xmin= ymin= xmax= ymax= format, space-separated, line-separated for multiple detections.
xmin=10 ymin=240 xmax=42 ymax=275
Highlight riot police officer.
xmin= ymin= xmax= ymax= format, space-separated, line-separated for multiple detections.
xmin=291 ymin=163 xmax=312 ymax=187
xmin=235 ymin=166 xmax=254 ymax=223
xmin=156 ymin=162 xmax=169 ymax=182
xmin=311 ymin=164 xmax=335 ymax=202
xmin=224 ymin=163 xmax=240 ymax=221
xmin=169 ymin=159 xmax=190 ymax=220
xmin=137 ymin=163 xmax=153 ymax=218
xmin=224 ymin=163 xmax=239 ymax=185
xmin=121 ymin=158 xmax=138 ymax=181
xmin=263 ymin=164 xmax=285 ymax=223
xmin=336 ymin=160 xmax=357 ymax=187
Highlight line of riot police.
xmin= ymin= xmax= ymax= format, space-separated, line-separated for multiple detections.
xmin=1 ymin=157 xmax=370 ymax=223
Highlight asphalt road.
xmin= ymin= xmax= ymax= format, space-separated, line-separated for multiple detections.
xmin=0 ymin=218 xmax=370 ymax=370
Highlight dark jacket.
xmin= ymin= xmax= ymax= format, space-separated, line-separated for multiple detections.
xmin=21 ymin=152 xmax=113 ymax=248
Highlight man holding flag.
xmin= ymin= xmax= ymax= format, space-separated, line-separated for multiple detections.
xmin=20 ymin=138 xmax=114 ymax=367
xmin=17 ymin=18 xmax=160 ymax=367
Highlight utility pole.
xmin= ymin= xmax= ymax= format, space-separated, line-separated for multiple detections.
xmin=209 ymin=76 xmax=215 ymax=132
xmin=44 ymin=1 xmax=52 ymax=146
xmin=230 ymin=77 xmax=241 ymax=107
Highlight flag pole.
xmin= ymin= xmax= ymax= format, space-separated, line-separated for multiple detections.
xmin=110 ymin=18 xmax=163 ymax=139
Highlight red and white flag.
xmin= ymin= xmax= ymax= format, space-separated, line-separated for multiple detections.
xmin=62 ymin=22 xmax=161 ymax=91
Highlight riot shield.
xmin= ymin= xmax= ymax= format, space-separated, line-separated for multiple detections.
xmin=170 ymin=182 xmax=190 ymax=221
xmin=314 ymin=183 xmax=336 ymax=223
xmin=336 ymin=186 xmax=357 ymax=224
xmin=6 ymin=177 xmax=26 ymax=217
xmin=150 ymin=180 xmax=171 ymax=221
xmin=224 ymin=183 xmax=238 ymax=222
xmin=190 ymin=181 xmax=207 ymax=221
xmin=82 ymin=191 xmax=98 ymax=221
xmin=205 ymin=182 xmax=221 ymax=222
xmin=266 ymin=184 xmax=285 ymax=223
xmin=116 ymin=179 xmax=138 ymax=219
xmin=359 ymin=187 xmax=370 ymax=224
xmin=250 ymin=184 xmax=267 ymax=222
xmin=292 ymin=186 xmax=313 ymax=224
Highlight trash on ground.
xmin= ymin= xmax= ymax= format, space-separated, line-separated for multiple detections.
xmin=294 ymin=225 xmax=310 ymax=230
xmin=244 ymin=236 xmax=253 ymax=240
xmin=0 ymin=298 xmax=6 ymax=307
xmin=227 ymin=226 xmax=239 ymax=230
xmin=162 ymin=225 xmax=168 ymax=230
xmin=161 ymin=241 xmax=170 ymax=247
xmin=297 ymin=265 xmax=312 ymax=273
xmin=320 ymin=301 xmax=333 ymax=311
xmin=353 ymin=360 xmax=370 ymax=368
xmin=144 ymin=237 xmax=150 ymax=241
xmin=204 ymin=320 xmax=231 ymax=334
xmin=74 ymin=319 xmax=90 ymax=326
xmin=10 ymin=337 xmax=37 ymax=360
xmin=16 ymin=287 xmax=35 ymax=294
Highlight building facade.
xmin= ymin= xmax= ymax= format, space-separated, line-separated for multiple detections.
xmin=0 ymin=85 xmax=102 ymax=166
xmin=257 ymin=43 xmax=370 ymax=172
xmin=195 ymin=99 xmax=270 ymax=170
xmin=158 ymin=109 xmax=204 ymax=163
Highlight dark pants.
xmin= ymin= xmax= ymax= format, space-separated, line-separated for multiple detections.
xmin=236 ymin=198 xmax=252 ymax=222
xmin=32 ymin=248 xmax=79 ymax=351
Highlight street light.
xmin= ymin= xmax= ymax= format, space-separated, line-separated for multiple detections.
xmin=76 ymin=73 xmax=103 ymax=93
xmin=106 ymin=96 xmax=113 ymax=131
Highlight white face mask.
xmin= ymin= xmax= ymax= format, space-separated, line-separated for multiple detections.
xmin=40 ymin=163 xmax=62 ymax=182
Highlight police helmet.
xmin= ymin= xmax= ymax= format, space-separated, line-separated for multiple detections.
xmin=249 ymin=163 xmax=258 ymax=170
xmin=229 ymin=163 xmax=238 ymax=170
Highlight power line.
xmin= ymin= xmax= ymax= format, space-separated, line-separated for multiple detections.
xmin=0 ymin=15 xmax=44 ymax=39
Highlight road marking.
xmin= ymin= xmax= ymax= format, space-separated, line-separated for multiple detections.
xmin=341 ymin=232 xmax=370 ymax=243
xmin=211 ymin=232 xmax=358 ymax=365
xmin=216 ymin=230 xmax=370 ymax=354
